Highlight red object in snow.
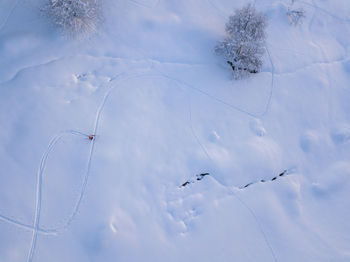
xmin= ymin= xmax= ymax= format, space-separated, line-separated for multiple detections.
xmin=89 ymin=135 xmax=95 ymax=141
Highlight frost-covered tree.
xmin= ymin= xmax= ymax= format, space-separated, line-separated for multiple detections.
xmin=215 ymin=4 xmax=267 ymax=79
xmin=42 ymin=0 xmax=102 ymax=37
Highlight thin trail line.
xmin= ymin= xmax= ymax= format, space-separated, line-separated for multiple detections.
xmin=29 ymin=72 xmax=129 ymax=235
xmin=0 ymin=214 xmax=55 ymax=235
xmin=57 ymin=78 xmax=117 ymax=231
xmin=227 ymin=187 xmax=279 ymax=262
xmin=128 ymin=0 xmax=160 ymax=9
xmin=299 ymin=0 xmax=350 ymax=23
xmin=166 ymin=48 xmax=278 ymax=261
xmin=187 ymin=90 xmax=213 ymax=162
xmin=150 ymin=44 xmax=275 ymax=119
xmin=261 ymin=46 xmax=275 ymax=117
xmin=2 ymin=37 xmax=274 ymax=259
xmin=1 ymin=1 xmax=348 ymax=261
xmin=2 ymin=68 xmax=276 ymax=261
xmin=0 ymin=73 xmax=140 ymax=238
xmin=182 ymin=135 xmax=279 ymax=261
xmin=27 ymin=131 xmax=87 ymax=262
xmin=0 ymin=0 xmax=20 ymax=32
xmin=35 ymin=62 xmax=276 ymax=234
xmin=169 ymin=69 xmax=278 ymax=261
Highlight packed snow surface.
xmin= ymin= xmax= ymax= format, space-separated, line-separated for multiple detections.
xmin=0 ymin=0 xmax=350 ymax=261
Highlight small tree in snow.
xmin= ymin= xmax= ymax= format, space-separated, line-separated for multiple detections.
xmin=215 ymin=4 xmax=267 ymax=79
xmin=42 ymin=0 xmax=102 ymax=37
xmin=286 ymin=7 xmax=306 ymax=26
xmin=286 ymin=0 xmax=306 ymax=26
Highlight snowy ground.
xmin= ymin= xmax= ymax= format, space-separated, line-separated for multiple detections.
xmin=0 ymin=0 xmax=350 ymax=261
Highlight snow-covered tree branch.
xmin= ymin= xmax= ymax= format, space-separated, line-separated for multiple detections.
xmin=42 ymin=0 xmax=102 ymax=37
xmin=215 ymin=4 xmax=268 ymax=79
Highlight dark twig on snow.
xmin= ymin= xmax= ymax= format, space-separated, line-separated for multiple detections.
xmin=240 ymin=170 xmax=289 ymax=189
xmin=180 ymin=170 xmax=291 ymax=189
xmin=180 ymin=173 xmax=210 ymax=188
xmin=227 ymin=61 xmax=258 ymax=74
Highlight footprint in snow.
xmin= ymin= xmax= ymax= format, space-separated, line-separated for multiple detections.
xmin=208 ymin=131 xmax=220 ymax=143
xmin=300 ymin=131 xmax=319 ymax=153
xmin=249 ymin=118 xmax=266 ymax=137
xmin=330 ymin=124 xmax=350 ymax=145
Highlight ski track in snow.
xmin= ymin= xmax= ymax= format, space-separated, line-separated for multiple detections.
xmin=187 ymin=91 xmax=213 ymax=162
xmin=27 ymin=130 xmax=89 ymax=261
xmin=0 ymin=67 xmax=276 ymax=261
xmin=0 ymin=47 xmax=275 ymax=260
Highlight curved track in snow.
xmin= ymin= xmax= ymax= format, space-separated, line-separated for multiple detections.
xmin=27 ymin=130 xmax=89 ymax=261
xmin=0 ymin=1 xmax=348 ymax=261
xmin=0 ymin=3 xmax=292 ymax=261
xmin=0 ymin=65 xmax=277 ymax=261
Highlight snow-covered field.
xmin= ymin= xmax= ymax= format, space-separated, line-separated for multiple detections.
xmin=1 ymin=0 xmax=350 ymax=261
